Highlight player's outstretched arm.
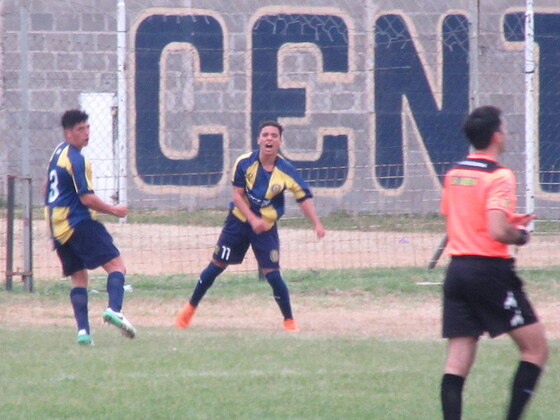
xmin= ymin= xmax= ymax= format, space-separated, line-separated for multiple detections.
xmin=80 ymin=193 xmax=128 ymax=218
xmin=298 ymin=198 xmax=325 ymax=239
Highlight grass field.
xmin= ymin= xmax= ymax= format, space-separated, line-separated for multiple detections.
xmin=1 ymin=268 xmax=559 ymax=419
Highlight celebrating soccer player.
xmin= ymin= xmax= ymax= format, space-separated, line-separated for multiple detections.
xmin=175 ymin=121 xmax=325 ymax=332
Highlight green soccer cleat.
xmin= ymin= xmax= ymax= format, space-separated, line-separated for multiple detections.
xmin=103 ymin=308 xmax=136 ymax=339
xmin=76 ymin=329 xmax=94 ymax=346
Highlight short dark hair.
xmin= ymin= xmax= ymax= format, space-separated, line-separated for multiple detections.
xmin=258 ymin=120 xmax=283 ymax=136
xmin=463 ymin=105 xmax=502 ymax=150
xmin=61 ymin=109 xmax=89 ymax=130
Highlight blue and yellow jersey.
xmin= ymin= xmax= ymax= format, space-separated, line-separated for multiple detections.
xmin=44 ymin=142 xmax=96 ymax=245
xmin=230 ymin=151 xmax=312 ymax=229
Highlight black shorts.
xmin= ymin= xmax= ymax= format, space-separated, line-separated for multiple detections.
xmin=212 ymin=212 xmax=280 ymax=269
xmin=55 ymin=219 xmax=120 ymax=276
xmin=442 ymin=256 xmax=538 ymax=338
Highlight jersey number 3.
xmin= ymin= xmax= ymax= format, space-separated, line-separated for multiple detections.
xmin=47 ymin=169 xmax=60 ymax=204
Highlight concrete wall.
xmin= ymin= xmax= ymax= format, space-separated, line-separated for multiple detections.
xmin=2 ymin=0 xmax=560 ymax=217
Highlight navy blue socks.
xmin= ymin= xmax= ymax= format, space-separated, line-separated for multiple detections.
xmin=190 ymin=262 xmax=225 ymax=306
xmin=107 ymin=271 xmax=125 ymax=312
xmin=70 ymin=287 xmax=89 ymax=333
xmin=265 ymin=270 xmax=293 ymax=320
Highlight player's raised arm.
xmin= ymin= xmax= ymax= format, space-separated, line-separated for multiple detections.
xmin=298 ymin=198 xmax=325 ymax=239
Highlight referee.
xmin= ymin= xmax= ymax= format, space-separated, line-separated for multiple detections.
xmin=439 ymin=106 xmax=548 ymax=420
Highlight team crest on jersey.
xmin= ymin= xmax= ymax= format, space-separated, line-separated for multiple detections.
xmin=270 ymin=249 xmax=279 ymax=263
xmin=271 ymin=184 xmax=282 ymax=195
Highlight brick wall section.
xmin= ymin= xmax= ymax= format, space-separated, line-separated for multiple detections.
xmin=0 ymin=0 xmax=558 ymax=216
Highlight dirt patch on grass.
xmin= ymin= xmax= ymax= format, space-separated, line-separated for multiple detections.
xmin=2 ymin=293 xmax=559 ymax=341
xmin=3 ymin=219 xmax=560 ymax=340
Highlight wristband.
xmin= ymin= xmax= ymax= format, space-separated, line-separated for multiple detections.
xmin=514 ymin=229 xmax=529 ymax=246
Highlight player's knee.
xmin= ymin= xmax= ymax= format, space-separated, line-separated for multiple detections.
xmin=261 ymin=267 xmax=278 ymax=276
xmin=113 ymin=264 xmax=126 ymax=274
xmin=211 ymin=259 xmax=228 ymax=269
xmin=528 ymin=341 xmax=549 ymax=367
xmin=104 ymin=257 xmax=126 ymax=274
xmin=518 ymin=332 xmax=548 ymax=367
xmin=521 ymin=351 xmax=548 ymax=369
xmin=540 ymin=343 xmax=549 ymax=366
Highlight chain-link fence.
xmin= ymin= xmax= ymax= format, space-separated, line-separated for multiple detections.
xmin=1 ymin=0 xmax=559 ymax=282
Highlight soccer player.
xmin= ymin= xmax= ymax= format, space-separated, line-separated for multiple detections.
xmin=175 ymin=120 xmax=326 ymax=332
xmin=439 ymin=106 xmax=548 ymax=419
xmin=44 ymin=109 xmax=136 ymax=345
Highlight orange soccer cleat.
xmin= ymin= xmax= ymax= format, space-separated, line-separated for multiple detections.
xmin=283 ymin=318 xmax=300 ymax=332
xmin=175 ymin=302 xmax=196 ymax=329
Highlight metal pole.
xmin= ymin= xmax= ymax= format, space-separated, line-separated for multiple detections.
xmin=6 ymin=175 xmax=15 ymax=291
xmin=117 ymin=0 xmax=128 ymax=218
xmin=23 ymin=177 xmax=33 ymax=292
xmin=469 ymin=0 xmax=480 ymax=110
xmin=20 ymin=2 xmax=33 ymax=292
xmin=524 ymin=0 xmax=535 ymax=227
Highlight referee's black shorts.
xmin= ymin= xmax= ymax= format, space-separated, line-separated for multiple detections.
xmin=442 ymin=256 xmax=538 ymax=339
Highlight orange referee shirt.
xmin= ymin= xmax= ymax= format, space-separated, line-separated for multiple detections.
xmin=440 ymin=152 xmax=517 ymax=258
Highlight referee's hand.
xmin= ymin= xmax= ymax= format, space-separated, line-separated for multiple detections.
xmin=510 ymin=213 xmax=535 ymax=227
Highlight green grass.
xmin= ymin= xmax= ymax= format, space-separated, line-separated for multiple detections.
xmin=11 ymin=205 xmax=449 ymax=233
xmin=3 ymin=266 xmax=560 ymax=305
xmin=95 ymin=208 xmax=447 ymax=232
xmin=0 ymin=328 xmax=560 ymax=420
xmin=23 ymin=265 xmax=560 ymax=300
xmin=0 ymin=328 xmax=558 ymax=419
xmin=1 ymin=268 xmax=559 ymax=419
xmin=7 ymin=203 xmax=560 ymax=234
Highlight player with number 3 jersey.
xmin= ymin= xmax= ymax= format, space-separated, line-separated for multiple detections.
xmin=44 ymin=109 xmax=136 ymax=345
xmin=46 ymin=139 xmax=95 ymax=245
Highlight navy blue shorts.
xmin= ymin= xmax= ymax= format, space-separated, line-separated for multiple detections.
xmin=212 ymin=212 xmax=280 ymax=269
xmin=55 ymin=219 xmax=120 ymax=276
xmin=442 ymin=256 xmax=538 ymax=338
